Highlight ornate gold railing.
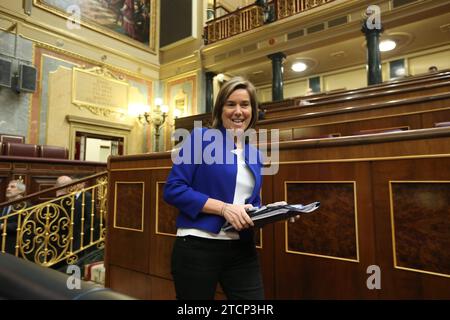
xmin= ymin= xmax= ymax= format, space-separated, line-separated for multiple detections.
xmin=204 ymin=3 xmax=264 ymax=45
xmin=204 ymin=0 xmax=336 ymax=44
xmin=276 ymin=0 xmax=335 ymax=19
xmin=0 ymin=173 xmax=107 ymax=268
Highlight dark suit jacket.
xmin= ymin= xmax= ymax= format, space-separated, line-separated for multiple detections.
xmin=1 ymin=201 xmax=30 ymax=255
xmin=72 ymin=192 xmax=93 ymax=250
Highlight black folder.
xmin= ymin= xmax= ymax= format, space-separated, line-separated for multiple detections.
xmin=222 ymin=201 xmax=320 ymax=231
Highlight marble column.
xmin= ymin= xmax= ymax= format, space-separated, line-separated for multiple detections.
xmin=267 ymin=52 xmax=286 ymax=101
xmin=362 ymin=16 xmax=383 ymax=85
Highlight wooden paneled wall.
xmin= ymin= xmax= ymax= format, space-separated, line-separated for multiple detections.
xmin=0 ymin=156 xmax=106 ymax=203
xmin=106 ymin=127 xmax=450 ymax=299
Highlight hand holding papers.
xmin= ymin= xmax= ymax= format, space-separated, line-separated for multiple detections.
xmin=222 ymin=201 xmax=320 ymax=231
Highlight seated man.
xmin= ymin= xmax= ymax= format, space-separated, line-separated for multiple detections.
xmin=0 ymin=179 xmax=28 ymax=255
xmin=55 ymin=176 xmax=92 ymax=249
xmin=55 ymin=175 xmax=73 ymax=197
xmin=53 ymin=176 xmax=102 ymax=272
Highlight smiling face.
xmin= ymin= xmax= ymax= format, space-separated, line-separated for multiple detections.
xmin=221 ymin=89 xmax=253 ymax=132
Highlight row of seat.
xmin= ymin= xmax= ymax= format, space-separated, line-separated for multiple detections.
xmin=264 ymin=78 xmax=450 ymax=120
xmin=278 ymin=127 xmax=408 ymax=141
xmin=278 ymin=122 xmax=450 ymax=142
xmin=259 ymin=69 xmax=450 ymax=111
xmin=0 ymin=133 xmax=69 ymax=160
xmin=175 ymin=70 xmax=450 ymax=133
xmin=0 ymin=142 xmax=69 ymax=159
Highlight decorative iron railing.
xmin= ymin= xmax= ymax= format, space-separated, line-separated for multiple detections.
xmin=0 ymin=172 xmax=107 ymax=268
xmin=204 ymin=0 xmax=336 ymax=44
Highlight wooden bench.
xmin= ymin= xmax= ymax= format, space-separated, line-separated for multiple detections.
xmin=259 ymin=70 xmax=450 ymax=112
xmin=265 ymin=80 xmax=450 ymax=119
xmin=106 ymin=126 xmax=450 ymax=299
xmin=290 ymin=69 xmax=450 ymax=106
xmin=435 ymin=121 xmax=450 ymax=128
xmin=352 ymin=126 xmax=409 ymax=135
xmin=258 ymin=92 xmax=450 ymax=132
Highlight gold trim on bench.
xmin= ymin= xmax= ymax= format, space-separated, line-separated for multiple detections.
xmin=155 ymin=181 xmax=176 ymax=237
xmin=110 ymin=166 xmax=172 ymax=172
xmin=276 ymin=153 xmax=450 ymax=165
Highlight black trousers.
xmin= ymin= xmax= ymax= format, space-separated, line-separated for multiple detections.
xmin=171 ymin=235 xmax=264 ymax=300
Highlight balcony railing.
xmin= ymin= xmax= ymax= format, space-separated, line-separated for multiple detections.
xmin=0 ymin=172 xmax=107 ymax=268
xmin=276 ymin=0 xmax=335 ymax=19
xmin=204 ymin=3 xmax=264 ymax=45
xmin=204 ymin=0 xmax=336 ymax=45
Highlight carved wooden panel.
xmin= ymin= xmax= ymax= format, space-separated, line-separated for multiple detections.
xmin=30 ymin=176 xmax=58 ymax=200
xmin=286 ymin=182 xmax=358 ymax=261
xmin=391 ymin=182 xmax=450 ymax=277
xmin=114 ymin=182 xmax=144 ymax=231
xmin=0 ymin=163 xmax=12 ymax=170
xmin=108 ymin=172 xmax=150 ymax=274
xmin=0 ymin=175 xmax=10 ymax=203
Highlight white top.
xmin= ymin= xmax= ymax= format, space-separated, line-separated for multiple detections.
xmin=177 ymin=148 xmax=255 ymax=240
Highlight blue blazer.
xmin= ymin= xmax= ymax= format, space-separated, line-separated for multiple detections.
xmin=163 ymin=126 xmax=262 ymax=235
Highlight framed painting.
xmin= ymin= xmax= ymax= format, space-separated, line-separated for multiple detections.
xmin=34 ymin=0 xmax=156 ymax=53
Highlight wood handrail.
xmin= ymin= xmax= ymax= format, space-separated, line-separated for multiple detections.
xmin=276 ymin=126 xmax=450 ymax=150
xmin=300 ymin=71 xmax=450 ymax=103
xmin=206 ymin=3 xmax=261 ymax=25
xmin=215 ymin=5 xmax=231 ymax=14
xmin=0 ymin=155 xmax=105 ymax=165
xmin=259 ymin=92 xmax=450 ymax=125
xmin=258 ymin=71 xmax=450 ymax=111
xmin=175 ymin=90 xmax=450 ymax=130
xmin=264 ymin=79 xmax=450 ymax=113
xmin=107 ymin=127 xmax=450 ymax=161
xmin=259 ymin=72 xmax=450 ymax=110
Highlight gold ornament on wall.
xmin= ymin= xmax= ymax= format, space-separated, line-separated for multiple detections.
xmin=72 ymin=66 xmax=129 ymax=119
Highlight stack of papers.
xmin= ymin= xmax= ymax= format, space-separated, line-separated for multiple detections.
xmin=222 ymin=201 xmax=320 ymax=231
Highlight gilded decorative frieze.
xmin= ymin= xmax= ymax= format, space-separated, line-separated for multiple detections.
xmin=72 ymin=66 xmax=129 ymax=118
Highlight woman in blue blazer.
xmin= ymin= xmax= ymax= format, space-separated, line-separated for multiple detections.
xmin=164 ymin=77 xmax=265 ymax=300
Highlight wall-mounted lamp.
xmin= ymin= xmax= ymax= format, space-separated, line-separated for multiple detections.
xmin=136 ymin=98 xmax=168 ymax=152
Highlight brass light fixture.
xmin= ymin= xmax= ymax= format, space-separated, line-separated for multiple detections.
xmin=137 ymin=98 xmax=168 ymax=152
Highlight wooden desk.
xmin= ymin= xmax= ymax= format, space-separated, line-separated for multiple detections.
xmin=106 ymin=127 xmax=450 ymax=299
